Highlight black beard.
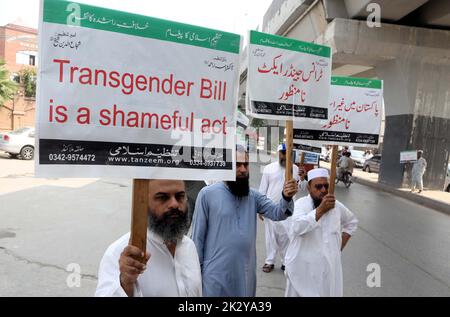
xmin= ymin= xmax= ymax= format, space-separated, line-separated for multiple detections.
xmin=312 ymin=197 xmax=322 ymax=208
xmin=227 ymin=176 xmax=250 ymax=197
xmin=279 ymin=159 xmax=286 ymax=167
xmin=148 ymin=207 xmax=190 ymax=244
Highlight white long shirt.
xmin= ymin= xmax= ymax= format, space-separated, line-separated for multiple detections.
xmin=259 ymin=162 xmax=303 ymax=233
xmin=95 ymin=230 xmax=202 ymax=297
xmin=259 ymin=162 xmax=300 ymax=202
xmin=412 ymin=157 xmax=427 ymax=177
xmin=285 ymin=195 xmax=358 ymax=297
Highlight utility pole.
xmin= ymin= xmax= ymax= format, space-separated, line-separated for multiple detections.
xmin=11 ymin=95 xmax=15 ymax=131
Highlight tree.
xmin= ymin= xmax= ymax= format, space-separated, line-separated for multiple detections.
xmin=18 ymin=67 xmax=37 ymax=98
xmin=0 ymin=60 xmax=18 ymax=106
xmin=250 ymin=117 xmax=267 ymax=128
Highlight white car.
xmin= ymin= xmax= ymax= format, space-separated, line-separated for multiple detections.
xmin=350 ymin=150 xmax=366 ymax=168
xmin=0 ymin=127 xmax=35 ymax=160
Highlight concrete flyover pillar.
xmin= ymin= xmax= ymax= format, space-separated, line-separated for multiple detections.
xmin=377 ymin=57 xmax=450 ymax=189
xmin=318 ymin=19 xmax=450 ymax=190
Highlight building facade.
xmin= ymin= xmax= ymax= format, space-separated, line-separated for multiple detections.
xmin=0 ymin=22 xmax=38 ymax=131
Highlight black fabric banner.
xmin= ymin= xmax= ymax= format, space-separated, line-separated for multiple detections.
xmin=292 ymin=143 xmax=322 ymax=154
xmin=293 ymin=129 xmax=379 ymax=145
xmin=39 ymin=139 xmax=232 ymax=170
xmin=251 ymin=100 xmax=327 ymax=119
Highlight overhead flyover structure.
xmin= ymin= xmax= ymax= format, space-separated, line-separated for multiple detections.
xmin=239 ymin=0 xmax=450 ymax=190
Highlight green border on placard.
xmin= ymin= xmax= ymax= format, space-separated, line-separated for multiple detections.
xmin=331 ymin=76 xmax=382 ymax=89
xmin=43 ymin=0 xmax=240 ymax=54
xmin=250 ymin=30 xmax=330 ymax=58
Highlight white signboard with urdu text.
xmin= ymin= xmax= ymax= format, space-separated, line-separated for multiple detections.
xmin=246 ymin=30 xmax=332 ymax=121
xmin=294 ymin=76 xmax=383 ymax=147
xmin=294 ymin=150 xmax=319 ymax=165
xmin=36 ymin=0 xmax=241 ymax=180
xmin=400 ymin=150 xmax=418 ymax=163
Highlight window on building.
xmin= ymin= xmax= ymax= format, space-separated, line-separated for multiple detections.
xmin=16 ymin=51 xmax=38 ymax=66
xmin=16 ymin=52 xmax=28 ymax=65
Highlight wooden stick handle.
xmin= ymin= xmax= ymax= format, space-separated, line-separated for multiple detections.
xmin=329 ymin=145 xmax=339 ymax=194
xmin=285 ymin=120 xmax=293 ymax=181
xmin=300 ymin=151 xmax=305 ymax=166
xmin=131 ymin=179 xmax=149 ymax=260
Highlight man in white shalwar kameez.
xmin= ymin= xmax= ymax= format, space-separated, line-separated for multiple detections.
xmin=259 ymin=144 xmax=306 ymax=273
xmin=95 ymin=180 xmax=202 ymax=297
xmin=411 ymin=150 xmax=427 ymax=193
xmin=285 ymin=168 xmax=358 ymax=297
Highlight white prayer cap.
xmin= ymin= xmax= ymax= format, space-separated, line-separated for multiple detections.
xmin=307 ymin=168 xmax=329 ymax=181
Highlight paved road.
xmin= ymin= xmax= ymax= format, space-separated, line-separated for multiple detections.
xmin=253 ymin=162 xmax=450 ymax=297
xmin=0 ymin=154 xmax=449 ymax=296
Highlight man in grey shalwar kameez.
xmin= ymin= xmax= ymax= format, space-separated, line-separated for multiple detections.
xmin=191 ymin=147 xmax=298 ymax=296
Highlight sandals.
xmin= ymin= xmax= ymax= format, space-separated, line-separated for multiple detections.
xmin=262 ymin=263 xmax=274 ymax=273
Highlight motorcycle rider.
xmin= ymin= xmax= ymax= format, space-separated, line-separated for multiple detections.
xmin=337 ymin=151 xmax=354 ymax=181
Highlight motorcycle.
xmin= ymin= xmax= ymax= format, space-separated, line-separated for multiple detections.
xmin=335 ymin=171 xmax=353 ymax=188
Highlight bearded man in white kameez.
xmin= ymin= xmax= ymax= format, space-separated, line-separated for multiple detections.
xmin=285 ymin=168 xmax=358 ymax=297
xmin=95 ymin=179 xmax=202 ymax=297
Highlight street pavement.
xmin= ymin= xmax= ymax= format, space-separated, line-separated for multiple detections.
xmin=320 ymin=161 xmax=450 ymax=207
xmin=0 ymin=152 xmax=449 ymax=296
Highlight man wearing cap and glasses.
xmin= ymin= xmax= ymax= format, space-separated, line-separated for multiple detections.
xmin=284 ymin=168 xmax=358 ymax=297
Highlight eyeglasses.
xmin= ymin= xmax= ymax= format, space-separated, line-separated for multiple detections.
xmin=314 ymin=183 xmax=329 ymax=190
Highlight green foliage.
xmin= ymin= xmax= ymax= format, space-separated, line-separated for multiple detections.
xmin=0 ymin=60 xmax=19 ymax=106
xmin=250 ymin=117 xmax=267 ymax=128
xmin=19 ymin=67 xmax=37 ymax=98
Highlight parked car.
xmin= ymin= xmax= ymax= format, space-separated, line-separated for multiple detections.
xmin=445 ymin=164 xmax=450 ymax=192
xmin=0 ymin=127 xmax=35 ymax=160
xmin=350 ymin=150 xmax=366 ymax=168
xmin=363 ymin=154 xmax=382 ymax=173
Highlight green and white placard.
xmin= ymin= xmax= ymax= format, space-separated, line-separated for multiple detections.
xmin=294 ymin=76 xmax=383 ymax=146
xmin=246 ymin=30 xmax=332 ymax=121
xmin=36 ymin=0 xmax=241 ymax=180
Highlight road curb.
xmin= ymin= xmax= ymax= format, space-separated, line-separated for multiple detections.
xmin=352 ymin=176 xmax=450 ymax=216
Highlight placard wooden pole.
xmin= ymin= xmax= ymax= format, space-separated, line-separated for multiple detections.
xmin=285 ymin=120 xmax=293 ymax=181
xmin=131 ymin=179 xmax=149 ymax=261
xmin=300 ymin=151 xmax=305 ymax=166
xmin=328 ymin=145 xmax=339 ymax=194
